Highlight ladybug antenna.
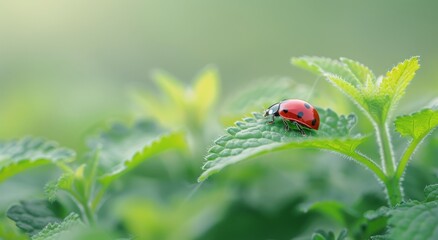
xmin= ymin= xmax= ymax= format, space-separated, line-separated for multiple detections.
xmin=305 ymin=76 xmax=321 ymax=101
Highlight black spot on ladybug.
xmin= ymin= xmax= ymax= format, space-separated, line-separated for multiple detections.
xmin=283 ymin=109 xmax=288 ymax=113
xmin=297 ymin=112 xmax=304 ymax=118
xmin=312 ymin=119 xmax=317 ymax=126
xmin=304 ymin=103 xmax=311 ymax=109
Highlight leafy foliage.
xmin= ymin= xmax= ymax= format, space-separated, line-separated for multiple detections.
xmin=31 ymin=213 xmax=82 ymax=240
xmin=87 ymin=120 xmax=187 ymax=185
xmin=6 ymin=200 xmax=62 ymax=236
xmin=384 ymin=184 xmax=438 ymax=240
xmin=292 ymin=56 xmax=419 ymax=123
xmin=198 ymin=108 xmax=383 ymax=182
xmin=134 ymin=67 xmax=219 ymax=130
xmin=0 ymin=137 xmax=75 ymax=182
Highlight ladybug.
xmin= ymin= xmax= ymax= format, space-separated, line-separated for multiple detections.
xmin=264 ymin=99 xmax=320 ymax=136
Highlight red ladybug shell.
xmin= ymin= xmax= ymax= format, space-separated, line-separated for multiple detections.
xmin=278 ymin=99 xmax=320 ymax=130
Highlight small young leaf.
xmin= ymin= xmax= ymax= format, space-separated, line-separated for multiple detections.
xmin=0 ymin=137 xmax=75 ymax=182
xmin=198 ymin=109 xmax=381 ymax=182
xmin=395 ymin=108 xmax=438 ymax=140
xmin=193 ymin=67 xmax=219 ymax=123
xmin=7 ymin=200 xmax=62 ymax=236
xmin=87 ymin=120 xmax=187 ymax=185
xmin=31 ymin=213 xmax=82 ymax=240
xmin=44 ymin=174 xmax=75 ymax=202
xmin=379 ymin=57 xmax=420 ymax=112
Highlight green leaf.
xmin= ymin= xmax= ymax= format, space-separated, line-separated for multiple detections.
xmin=395 ymin=108 xmax=438 ymax=140
xmin=198 ymin=108 xmax=383 ymax=182
xmin=31 ymin=213 xmax=82 ymax=240
xmin=0 ymin=137 xmax=75 ymax=182
xmin=6 ymin=200 xmax=62 ymax=236
xmin=425 ymin=184 xmax=438 ymax=202
xmin=386 ymin=184 xmax=438 ymax=240
xmin=44 ymin=174 xmax=75 ymax=203
xmin=193 ymin=66 xmax=219 ymax=123
xmin=292 ymin=56 xmax=420 ymax=123
xmin=135 ymin=67 xmax=221 ymax=130
xmin=87 ymin=120 xmax=187 ymax=185
xmin=394 ymin=108 xmax=438 ymax=179
xmin=379 ymin=57 xmax=420 ymax=112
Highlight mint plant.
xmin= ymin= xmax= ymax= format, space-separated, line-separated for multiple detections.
xmin=199 ymin=57 xmax=438 ymax=238
xmin=2 ymin=121 xmax=186 ymax=238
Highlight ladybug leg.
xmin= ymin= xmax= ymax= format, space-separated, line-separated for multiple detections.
xmin=267 ymin=115 xmax=275 ymax=124
xmin=282 ymin=119 xmax=290 ymax=131
xmin=292 ymin=121 xmax=307 ymax=136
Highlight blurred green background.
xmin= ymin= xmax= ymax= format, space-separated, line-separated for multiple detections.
xmin=1 ymin=1 xmax=438 ymax=149
xmin=1 ymin=1 xmax=438 ymax=239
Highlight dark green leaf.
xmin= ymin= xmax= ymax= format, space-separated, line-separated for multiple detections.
xmin=6 ymin=200 xmax=62 ymax=236
xmin=31 ymin=213 xmax=82 ymax=240
xmin=385 ymin=184 xmax=438 ymax=240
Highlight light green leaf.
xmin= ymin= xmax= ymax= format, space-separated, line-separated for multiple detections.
xmin=395 ymin=108 xmax=438 ymax=140
xmin=292 ymin=56 xmax=420 ymax=123
xmin=135 ymin=67 xmax=221 ymax=130
xmin=31 ymin=213 xmax=82 ymax=240
xmin=198 ymin=109 xmax=382 ymax=182
xmin=6 ymin=200 xmax=62 ymax=236
xmin=340 ymin=57 xmax=376 ymax=85
xmin=87 ymin=121 xmax=187 ymax=185
xmin=386 ymin=184 xmax=438 ymax=240
xmin=394 ymin=108 xmax=438 ymax=179
xmin=0 ymin=137 xmax=75 ymax=182
xmin=292 ymin=56 xmax=360 ymax=85
xmin=193 ymin=67 xmax=219 ymax=122
xmin=379 ymin=57 xmax=420 ymax=111
xmin=153 ymin=70 xmax=186 ymax=107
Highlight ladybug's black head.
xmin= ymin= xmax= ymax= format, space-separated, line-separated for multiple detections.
xmin=264 ymin=102 xmax=280 ymax=117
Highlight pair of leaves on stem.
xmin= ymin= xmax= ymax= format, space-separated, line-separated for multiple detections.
xmin=292 ymin=56 xmax=419 ymax=124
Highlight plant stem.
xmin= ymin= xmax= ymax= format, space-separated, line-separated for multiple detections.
xmin=377 ymin=123 xmax=396 ymax=175
xmin=395 ymin=138 xmax=421 ymax=180
xmin=384 ymin=176 xmax=403 ymax=207
xmin=80 ymin=198 xmax=96 ymax=226
xmin=66 ymin=190 xmax=96 ymax=225
xmin=375 ymin=121 xmax=403 ymax=206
